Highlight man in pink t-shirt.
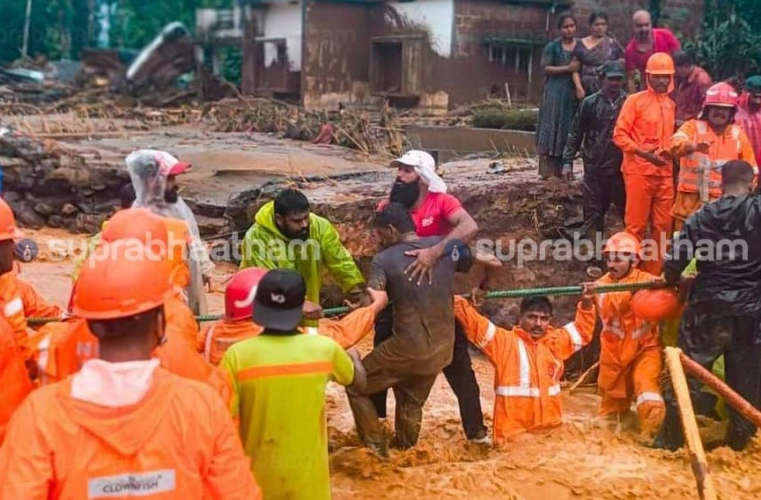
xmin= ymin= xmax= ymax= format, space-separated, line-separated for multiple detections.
xmin=625 ymin=10 xmax=681 ymax=93
xmin=372 ymin=150 xmax=489 ymax=443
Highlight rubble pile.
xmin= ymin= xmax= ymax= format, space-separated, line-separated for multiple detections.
xmin=0 ymin=125 xmax=129 ymax=233
xmin=203 ymin=98 xmax=407 ymax=156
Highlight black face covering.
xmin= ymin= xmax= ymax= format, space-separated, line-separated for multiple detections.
xmin=389 ymin=178 xmax=420 ymax=208
xmin=164 ymin=186 xmax=179 ymax=203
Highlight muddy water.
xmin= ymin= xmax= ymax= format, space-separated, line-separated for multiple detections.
xmin=20 ymin=230 xmax=761 ymax=499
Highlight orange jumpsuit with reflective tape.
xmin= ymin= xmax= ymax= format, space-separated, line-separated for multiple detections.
xmin=198 ymin=306 xmax=376 ymax=365
xmin=453 ymin=296 xmax=596 ymax=443
xmin=0 ymin=368 xmax=260 ymax=500
xmin=0 ymin=317 xmax=32 ymax=445
xmin=0 ymin=273 xmax=31 ymax=360
xmin=669 ymin=119 xmax=757 ymax=230
xmin=613 ymin=83 xmax=675 ymax=275
xmin=594 ymin=268 xmax=665 ymax=435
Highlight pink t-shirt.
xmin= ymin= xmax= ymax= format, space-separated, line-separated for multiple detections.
xmin=375 ymin=193 xmax=463 ymax=237
xmin=625 ymin=28 xmax=681 ymax=73
xmin=410 ymin=193 xmax=462 ymax=237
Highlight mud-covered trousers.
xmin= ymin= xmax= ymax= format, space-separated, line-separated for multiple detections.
xmin=582 ymin=168 xmax=626 ymax=235
xmin=347 ymin=356 xmax=438 ymax=449
xmin=658 ymin=305 xmax=761 ymax=451
xmin=370 ymin=306 xmax=487 ymax=439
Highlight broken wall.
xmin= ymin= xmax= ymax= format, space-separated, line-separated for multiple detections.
xmin=302 ymin=1 xmax=372 ymax=110
xmin=301 ymin=0 xmax=556 ymax=110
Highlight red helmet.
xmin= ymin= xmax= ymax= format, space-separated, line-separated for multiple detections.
xmin=704 ymin=82 xmax=738 ymax=108
xmin=225 ymin=267 xmax=268 ymax=320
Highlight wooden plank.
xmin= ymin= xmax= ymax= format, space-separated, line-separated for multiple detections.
xmin=664 ymin=347 xmax=718 ymax=500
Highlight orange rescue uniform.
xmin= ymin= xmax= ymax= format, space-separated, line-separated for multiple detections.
xmin=0 ymin=317 xmax=32 ymax=445
xmin=453 ymin=296 xmax=595 ymax=442
xmin=33 ymin=304 xmax=231 ymax=406
xmin=0 ymin=368 xmax=260 ymax=500
xmin=613 ymin=84 xmax=675 ymax=275
xmin=594 ymin=268 xmax=665 ymax=435
xmin=670 ymin=119 xmax=757 ymax=230
xmin=198 ymin=306 xmax=376 ymax=365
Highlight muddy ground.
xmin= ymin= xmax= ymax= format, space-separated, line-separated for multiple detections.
xmin=21 ymin=239 xmax=761 ymax=500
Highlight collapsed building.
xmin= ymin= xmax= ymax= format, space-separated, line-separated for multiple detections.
xmin=196 ymin=0 xmax=703 ymax=112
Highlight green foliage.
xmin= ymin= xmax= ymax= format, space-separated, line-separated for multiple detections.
xmin=0 ymin=0 xmax=230 ymax=64
xmin=684 ymin=0 xmax=761 ymax=80
xmin=471 ymin=107 xmax=538 ymax=131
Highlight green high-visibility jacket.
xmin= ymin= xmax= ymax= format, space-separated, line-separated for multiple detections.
xmin=239 ymin=201 xmax=365 ymax=306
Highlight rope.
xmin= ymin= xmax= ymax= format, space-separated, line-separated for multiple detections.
xmin=26 ymin=280 xmax=666 ymax=325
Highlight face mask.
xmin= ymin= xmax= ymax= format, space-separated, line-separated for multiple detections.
xmin=389 ymin=178 xmax=420 ymax=208
xmin=164 ymin=186 xmax=179 ymax=203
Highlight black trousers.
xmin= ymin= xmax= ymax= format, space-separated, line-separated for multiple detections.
xmin=582 ymin=168 xmax=626 ymax=235
xmin=658 ymin=306 xmax=761 ymax=451
xmin=370 ymin=305 xmax=487 ymax=439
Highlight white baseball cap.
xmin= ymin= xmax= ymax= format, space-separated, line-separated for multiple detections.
xmin=391 ymin=150 xmax=447 ymax=193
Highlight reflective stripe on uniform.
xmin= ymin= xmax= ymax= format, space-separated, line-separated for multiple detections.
xmin=4 ymin=297 xmax=23 ymax=317
xmin=494 ymin=339 xmax=561 ymax=398
xmin=495 ymin=384 xmax=561 ymax=398
xmin=305 ymin=327 xmax=319 ymax=336
xmin=563 ymin=322 xmax=583 ymax=352
xmin=495 ymin=386 xmax=539 ymax=397
xmin=635 ymin=391 xmax=664 ymax=407
xmin=236 ymin=360 xmax=332 ymax=381
xmin=517 ymin=339 xmax=530 ymax=387
xmin=203 ymin=325 xmax=216 ymax=363
xmin=479 ymin=321 xmax=496 ymax=348
xmin=36 ymin=333 xmax=51 ymax=377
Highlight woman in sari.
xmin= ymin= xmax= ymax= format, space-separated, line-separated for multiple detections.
xmin=572 ymin=11 xmax=625 ymax=96
xmin=536 ymin=13 xmax=581 ymax=179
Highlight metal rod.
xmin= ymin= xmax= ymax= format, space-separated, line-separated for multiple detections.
xmin=26 ymin=280 xmax=666 ymax=325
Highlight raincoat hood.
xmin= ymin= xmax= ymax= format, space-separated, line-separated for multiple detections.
xmin=126 ymin=149 xmax=208 ymax=315
xmin=254 ymin=200 xmax=294 ymax=241
xmin=126 ymin=149 xmax=194 ymax=223
xmin=60 ymin=362 xmax=176 ymax=455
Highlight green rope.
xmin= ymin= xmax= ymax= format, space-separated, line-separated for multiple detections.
xmin=26 ymin=280 xmax=666 ymax=325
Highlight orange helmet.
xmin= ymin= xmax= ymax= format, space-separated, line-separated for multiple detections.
xmin=0 ymin=199 xmax=23 ymax=241
xmin=645 ymin=52 xmax=675 ymax=75
xmin=631 ymin=289 xmax=681 ymax=321
xmin=101 ymin=208 xmax=169 ymax=247
xmin=72 ymin=241 xmax=174 ymax=320
xmin=703 ymin=82 xmax=739 ymax=108
xmin=603 ymin=231 xmax=641 ymax=256
xmin=225 ymin=267 xmax=269 ymax=320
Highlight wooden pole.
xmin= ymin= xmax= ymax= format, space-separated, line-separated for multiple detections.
xmin=569 ymin=361 xmax=599 ymax=393
xmin=679 ymin=351 xmax=761 ymax=428
xmin=664 ymin=347 xmax=718 ymax=500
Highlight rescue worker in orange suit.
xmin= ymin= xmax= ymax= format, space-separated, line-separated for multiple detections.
xmin=0 ymin=316 xmax=32 ymax=445
xmin=0 ymin=241 xmax=261 ymax=500
xmin=669 ymin=82 xmax=758 ymax=232
xmin=613 ymin=52 xmax=676 ymax=275
xmin=0 ymin=199 xmax=60 ymax=364
xmin=589 ymin=231 xmax=665 ymax=437
xmin=198 ymin=267 xmax=384 ymax=365
xmin=453 ymin=276 xmax=596 ymax=443
xmin=32 ymin=209 xmax=230 ymax=405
